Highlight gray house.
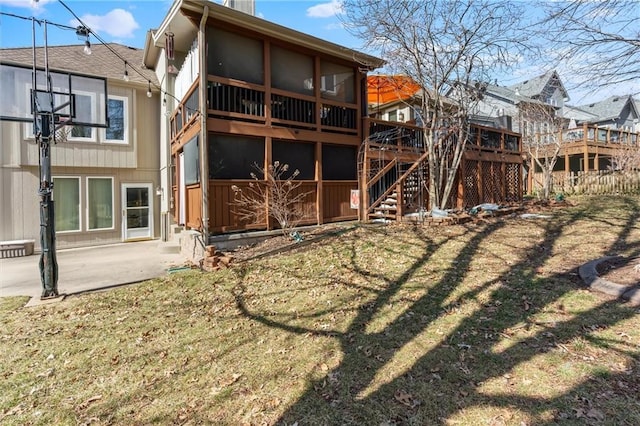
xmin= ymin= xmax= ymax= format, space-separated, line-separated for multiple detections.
xmin=470 ymin=71 xmax=569 ymax=137
xmin=565 ymin=95 xmax=640 ymax=132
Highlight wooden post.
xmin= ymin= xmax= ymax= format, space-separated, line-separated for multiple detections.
xmin=264 ymin=40 xmax=271 ymax=126
xmin=316 ymin=141 xmax=323 ymax=225
xmin=265 ymin=136 xmax=272 ymax=230
xmin=583 ymin=145 xmax=589 ymax=172
xmin=478 ymin=159 xmax=484 ymax=204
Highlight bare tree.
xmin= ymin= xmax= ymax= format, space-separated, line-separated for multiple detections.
xmin=519 ymin=102 xmax=563 ymax=200
xmin=231 ymin=162 xmax=310 ymax=237
xmin=343 ymin=0 xmax=533 ymax=210
xmin=608 ymin=146 xmax=640 ymax=172
xmin=541 ymin=1 xmax=640 ymax=89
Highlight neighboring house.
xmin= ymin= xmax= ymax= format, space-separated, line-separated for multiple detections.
xmin=142 ymin=0 xmax=384 ymax=238
xmin=566 ymin=95 xmax=640 ymax=131
xmin=0 ymin=44 xmax=161 ymax=249
xmin=367 ymin=75 xmax=422 ymax=123
xmin=472 ymin=71 xmax=568 ymax=137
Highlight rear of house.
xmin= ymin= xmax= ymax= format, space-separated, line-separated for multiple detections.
xmin=144 ymin=0 xmax=383 ymax=238
xmin=0 ymin=44 xmax=161 ymax=250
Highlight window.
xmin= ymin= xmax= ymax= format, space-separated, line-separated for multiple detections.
xmin=69 ymin=93 xmax=96 ymax=141
xmin=53 ymin=177 xmax=81 ymax=232
xmin=103 ymin=96 xmax=128 ymax=144
xmin=388 ymin=110 xmax=397 ymax=122
xmin=183 ymin=136 xmax=200 ymax=185
xmin=320 ymin=75 xmax=337 ymax=96
xmin=319 ymin=60 xmax=355 ymax=103
xmin=87 ymin=177 xmax=114 ymax=230
xmin=208 ymin=134 xmax=264 ymax=179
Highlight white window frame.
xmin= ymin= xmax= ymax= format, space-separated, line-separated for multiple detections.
xmin=102 ymin=95 xmax=129 ymax=145
xmin=320 ymin=74 xmax=338 ymax=96
xmin=67 ymin=91 xmax=97 ymax=142
xmin=52 ymin=176 xmax=82 ymax=233
xmin=86 ymin=176 xmax=115 ymax=231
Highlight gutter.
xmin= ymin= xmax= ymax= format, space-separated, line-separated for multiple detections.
xmin=198 ymin=5 xmax=209 ymax=239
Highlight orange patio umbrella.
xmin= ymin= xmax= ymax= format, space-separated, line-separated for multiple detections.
xmin=367 ymin=75 xmax=421 ymax=105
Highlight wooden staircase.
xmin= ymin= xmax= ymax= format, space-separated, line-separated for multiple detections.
xmin=360 ymin=120 xmax=429 ymax=222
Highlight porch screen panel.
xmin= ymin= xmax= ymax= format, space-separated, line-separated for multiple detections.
xmin=270 ymin=45 xmax=313 ymax=96
xmin=322 ymin=144 xmax=357 ymax=180
xmin=272 ymin=140 xmax=315 ymax=180
xmin=209 ymin=134 xmax=265 ymax=179
xmin=207 ymin=27 xmax=263 ymax=85
xmin=183 ymin=136 xmax=199 ymax=185
xmin=320 ymin=60 xmax=355 ymax=103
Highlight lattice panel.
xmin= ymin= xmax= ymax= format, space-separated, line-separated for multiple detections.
xmin=493 ymin=163 xmax=505 ymax=203
xmin=446 ymin=171 xmax=459 ymax=209
xmin=402 ymin=164 xmax=428 ymax=212
xmin=481 ymin=162 xmax=494 ymax=203
xmin=505 ymin=163 xmax=521 ymax=202
xmin=463 ymin=160 xmax=480 ymax=207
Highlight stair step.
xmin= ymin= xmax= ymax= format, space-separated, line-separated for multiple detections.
xmin=370 ymin=213 xmax=396 ymax=219
xmin=377 ymin=204 xmax=397 ymax=210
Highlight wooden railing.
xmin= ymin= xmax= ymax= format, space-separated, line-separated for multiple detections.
xmin=206 ymin=75 xmax=358 ymax=134
xmin=537 ymin=124 xmax=639 ymax=146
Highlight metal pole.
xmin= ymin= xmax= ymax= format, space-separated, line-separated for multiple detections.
xmin=37 ymin=20 xmax=59 ymax=299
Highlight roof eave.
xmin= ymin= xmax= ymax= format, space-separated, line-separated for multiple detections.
xmin=181 ymin=0 xmax=384 ymax=68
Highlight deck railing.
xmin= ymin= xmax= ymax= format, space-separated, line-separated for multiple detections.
xmin=204 ymin=76 xmax=357 ymax=133
xmin=537 ymin=124 xmax=639 ymax=146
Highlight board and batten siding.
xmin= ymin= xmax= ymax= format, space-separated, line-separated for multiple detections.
xmin=0 ymin=83 xmax=162 ymax=249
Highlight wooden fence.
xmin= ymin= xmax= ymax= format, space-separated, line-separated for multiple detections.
xmin=532 ymin=171 xmax=640 ymax=195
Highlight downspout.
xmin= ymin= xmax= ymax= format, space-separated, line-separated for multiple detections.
xmin=198 ymin=5 xmax=209 ymax=240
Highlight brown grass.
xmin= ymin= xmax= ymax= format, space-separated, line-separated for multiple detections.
xmin=1 ymin=195 xmax=639 ymax=425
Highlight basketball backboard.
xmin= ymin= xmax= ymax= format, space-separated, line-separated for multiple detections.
xmin=0 ymin=62 xmax=108 ymax=127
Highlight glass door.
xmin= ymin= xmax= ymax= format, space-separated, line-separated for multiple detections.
xmin=122 ymin=183 xmax=153 ymax=241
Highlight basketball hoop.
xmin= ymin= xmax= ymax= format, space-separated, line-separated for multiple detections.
xmin=54 ymin=125 xmax=71 ymax=143
xmin=54 ymin=115 xmax=72 ymax=143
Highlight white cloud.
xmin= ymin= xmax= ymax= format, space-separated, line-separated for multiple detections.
xmin=306 ymin=0 xmax=343 ymax=18
xmin=72 ymin=8 xmax=139 ymax=39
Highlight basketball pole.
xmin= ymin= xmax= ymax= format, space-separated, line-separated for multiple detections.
xmin=34 ymin=19 xmax=59 ymax=299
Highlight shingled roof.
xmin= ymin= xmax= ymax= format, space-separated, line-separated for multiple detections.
xmin=0 ymin=43 xmax=158 ymax=86
xmin=573 ymin=95 xmax=638 ymax=122
xmin=507 ymin=70 xmax=568 ymax=100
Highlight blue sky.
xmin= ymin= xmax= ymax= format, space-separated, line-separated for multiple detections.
xmin=0 ymin=0 xmax=358 ymax=50
xmin=1 ymin=0 xmax=637 ymax=105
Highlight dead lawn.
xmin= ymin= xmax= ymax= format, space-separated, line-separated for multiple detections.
xmin=1 ymin=195 xmax=639 ymax=425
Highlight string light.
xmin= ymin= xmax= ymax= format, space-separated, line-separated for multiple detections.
xmin=75 ymin=25 xmax=91 ymax=55
xmin=83 ymin=39 xmax=91 ymax=55
xmin=1 ymin=6 xmax=200 ymax=117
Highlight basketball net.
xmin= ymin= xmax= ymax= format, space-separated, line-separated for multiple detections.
xmin=53 ymin=117 xmax=71 ymax=143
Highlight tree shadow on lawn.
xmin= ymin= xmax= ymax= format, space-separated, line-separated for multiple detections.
xmin=234 ymin=197 xmax=640 ymax=425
